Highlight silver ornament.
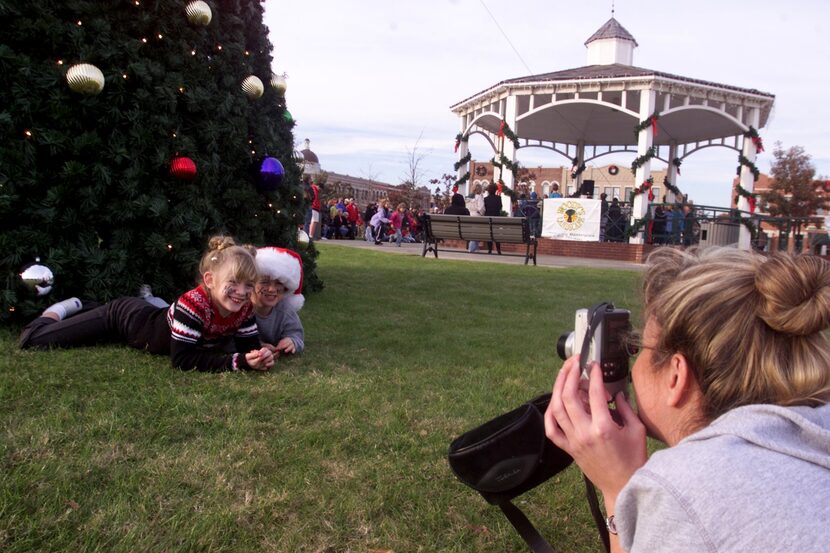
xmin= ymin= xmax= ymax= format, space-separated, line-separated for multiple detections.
xmin=297 ymin=230 xmax=310 ymax=250
xmin=185 ymin=1 xmax=212 ymax=26
xmin=20 ymin=262 xmax=54 ymax=297
xmin=66 ymin=63 xmax=105 ymax=95
xmin=241 ymin=76 xmax=264 ymax=99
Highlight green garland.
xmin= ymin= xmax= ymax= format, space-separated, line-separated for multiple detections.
xmin=737 ymin=154 xmax=760 ymax=181
xmin=742 ymin=126 xmax=765 ymax=153
xmin=496 ymin=179 xmax=516 ymax=199
xmin=734 ymin=182 xmax=758 ymax=213
xmin=631 ymin=146 xmax=658 ymax=174
xmin=453 ymin=151 xmax=472 ymax=172
xmin=633 ymin=112 xmax=660 ymax=138
xmin=499 ymin=121 xmax=521 ymax=150
xmin=625 ymin=210 xmax=653 ymax=239
xmin=491 ymin=154 xmax=519 ymax=175
xmin=662 ymin=176 xmax=682 ymax=198
xmin=570 ymin=156 xmax=586 ymax=179
xmin=631 ymin=176 xmax=655 ymax=199
xmin=454 ymin=171 xmax=470 ymax=189
xmin=739 ymin=217 xmax=758 ymax=240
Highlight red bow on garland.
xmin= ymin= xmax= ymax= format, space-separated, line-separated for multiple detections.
xmin=452 ymin=185 xmax=459 ymax=193
xmin=651 ymin=115 xmax=658 ymax=138
xmin=748 ymin=196 xmax=756 ymax=214
xmin=497 ymin=120 xmax=506 ymax=139
xmin=454 ymin=139 xmax=460 ymax=153
xmin=496 ymin=180 xmax=504 ymax=195
xmin=751 ymin=136 xmax=764 ymax=154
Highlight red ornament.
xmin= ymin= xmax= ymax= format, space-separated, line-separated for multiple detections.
xmin=170 ymin=156 xmax=197 ymax=180
xmin=452 ymin=185 xmax=459 ymax=194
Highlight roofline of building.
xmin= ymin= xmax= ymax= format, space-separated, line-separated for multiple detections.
xmin=450 ymin=67 xmax=775 ymax=112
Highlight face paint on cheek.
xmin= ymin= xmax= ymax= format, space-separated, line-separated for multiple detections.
xmin=223 ymin=283 xmax=235 ymax=299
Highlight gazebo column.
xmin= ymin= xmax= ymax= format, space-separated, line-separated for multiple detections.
xmin=500 ymin=95 xmax=518 ymax=215
xmin=630 ymin=90 xmax=656 ymax=244
xmin=575 ymin=140 xmax=586 ymax=195
xmin=737 ymin=107 xmax=761 ymax=250
xmin=456 ymin=115 xmax=471 ymax=196
xmin=666 ymin=141 xmax=679 ymax=203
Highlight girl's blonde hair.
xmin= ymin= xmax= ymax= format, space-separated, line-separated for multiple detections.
xmin=198 ymin=236 xmax=258 ymax=284
xmin=643 ymin=246 xmax=830 ymax=425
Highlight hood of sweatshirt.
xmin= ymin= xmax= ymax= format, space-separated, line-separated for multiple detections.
xmin=683 ymin=403 xmax=830 ymax=470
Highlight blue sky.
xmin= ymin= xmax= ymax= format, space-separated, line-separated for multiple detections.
xmin=264 ymin=0 xmax=829 ymax=207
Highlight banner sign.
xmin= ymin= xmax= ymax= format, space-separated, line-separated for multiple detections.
xmin=541 ymin=198 xmax=601 ymax=241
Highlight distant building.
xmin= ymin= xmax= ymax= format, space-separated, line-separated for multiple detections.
xmin=296 ymin=139 xmax=430 ymax=209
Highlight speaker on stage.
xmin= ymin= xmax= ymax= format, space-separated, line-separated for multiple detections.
xmin=580 ymin=180 xmax=595 ymax=197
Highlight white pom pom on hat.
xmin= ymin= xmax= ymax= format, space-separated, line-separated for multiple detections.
xmin=255 ymin=247 xmax=305 ymax=311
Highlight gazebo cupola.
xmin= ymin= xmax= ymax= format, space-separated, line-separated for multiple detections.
xmin=585 ymin=18 xmax=638 ymax=66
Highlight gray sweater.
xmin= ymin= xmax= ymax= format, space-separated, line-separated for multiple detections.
xmin=617 ymin=403 xmax=830 ymax=553
xmin=255 ymin=301 xmax=304 ymax=353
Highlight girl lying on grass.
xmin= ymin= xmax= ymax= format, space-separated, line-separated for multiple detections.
xmin=141 ymin=246 xmax=306 ymax=357
xmin=19 ymin=236 xmax=274 ymax=373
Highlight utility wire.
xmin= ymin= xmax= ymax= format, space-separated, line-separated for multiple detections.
xmin=477 ymin=0 xmax=533 ymax=75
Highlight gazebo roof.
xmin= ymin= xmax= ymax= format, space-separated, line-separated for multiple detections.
xmin=452 ymin=64 xmax=774 ymax=111
xmin=585 ymin=17 xmax=638 ymax=47
xmin=503 ymin=64 xmax=773 ymax=97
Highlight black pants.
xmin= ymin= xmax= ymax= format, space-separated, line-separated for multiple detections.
xmin=487 ymin=241 xmax=502 ymax=254
xmin=19 ymin=297 xmax=171 ymax=354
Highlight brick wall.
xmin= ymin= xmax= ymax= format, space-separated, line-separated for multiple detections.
xmin=440 ymin=238 xmax=656 ymax=263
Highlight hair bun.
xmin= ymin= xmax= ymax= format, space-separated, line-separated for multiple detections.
xmin=755 ymin=254 xmax=830 ymax=336
xmin=207 ymin=235 xmax=236 ymax=253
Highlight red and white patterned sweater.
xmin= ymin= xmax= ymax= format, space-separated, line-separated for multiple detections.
xmin=166 ymin=285 xmax=260 ymax=372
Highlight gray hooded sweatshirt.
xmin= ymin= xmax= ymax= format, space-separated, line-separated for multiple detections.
xmin=617 ymin=403 xmax=830 ymax=552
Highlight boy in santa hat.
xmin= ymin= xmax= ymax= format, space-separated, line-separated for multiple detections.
xmin=252 ymin=247 xmax=305 ymax=355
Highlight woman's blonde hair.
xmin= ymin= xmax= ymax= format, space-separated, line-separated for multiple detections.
xmin=643 ymin=246 xmax=830 ymax=423
xmin=198 ymin=236 xmax=258 ymax=284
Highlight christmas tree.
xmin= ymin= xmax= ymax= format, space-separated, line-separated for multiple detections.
xmin=0 ymin=0 xmax=319 ymax=322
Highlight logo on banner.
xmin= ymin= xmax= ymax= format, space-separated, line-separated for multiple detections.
xmin=556 ymin=201 xmax=586 ymax=231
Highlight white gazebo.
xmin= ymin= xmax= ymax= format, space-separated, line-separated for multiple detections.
xmin=450 ymin=17 xmax=775 ymax=248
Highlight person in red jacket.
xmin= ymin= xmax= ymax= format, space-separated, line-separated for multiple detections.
xmin=345 ymin=198 xmax=361 ymax=239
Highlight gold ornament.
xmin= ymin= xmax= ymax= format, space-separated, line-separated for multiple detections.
xmin=271 ymin=74 xmax=287 ymax=95
xmin=66 ymin=63 xmax=105 ymax=95
xmin=185 ymin=1 xmax=212 ymax=25
xmin=241 ymin=76 xmax=264 ymax=99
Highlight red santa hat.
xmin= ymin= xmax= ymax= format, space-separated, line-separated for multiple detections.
xmin=255 ymin=247 xmax=305 ymax=312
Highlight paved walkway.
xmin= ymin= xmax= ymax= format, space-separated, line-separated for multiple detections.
xmin=315 ymin=238 xmax=645 ymax=271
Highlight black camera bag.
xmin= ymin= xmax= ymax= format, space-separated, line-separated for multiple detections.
xmin=448 ymin=393 xmax=572 ymax=504
xmin=448 ymin=393 xmax=610 ymax=553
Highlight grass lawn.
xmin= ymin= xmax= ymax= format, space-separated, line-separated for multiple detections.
xmin=1 ymin=244 xmax=644 ymax=552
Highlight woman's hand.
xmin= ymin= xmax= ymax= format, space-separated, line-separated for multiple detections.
xmin=544 ymin=356 xmax=648 ymax=504
xmin=245 ymin=347 xmax=275 ymax=371
xmin=275 ymin=337 xmax=296 ymax=355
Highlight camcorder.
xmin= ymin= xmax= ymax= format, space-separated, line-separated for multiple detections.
xmin=557 ymin=302 xmax=632 ymax=398
xmin=447 ymin=302 xmax=633 ymax=553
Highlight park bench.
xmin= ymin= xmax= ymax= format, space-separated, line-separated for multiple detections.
xmin=422 ymin=214 xmax=538 ymax=265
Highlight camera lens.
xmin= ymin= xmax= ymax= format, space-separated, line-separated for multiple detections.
xmin=556 ymin=332 xmax=574 ymax=360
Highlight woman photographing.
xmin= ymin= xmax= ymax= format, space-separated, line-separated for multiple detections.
xmin=545 ymin=247 xmax=830 ymax=552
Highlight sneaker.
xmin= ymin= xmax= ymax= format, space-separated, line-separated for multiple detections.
xmin=43 ymin=297 xmax=82 ymax=320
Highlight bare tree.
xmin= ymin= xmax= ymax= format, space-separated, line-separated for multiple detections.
xmin=360 ymin=162 xmax=382 ymax=183
xmin=401 ymin=131 xmax=428 ymax=187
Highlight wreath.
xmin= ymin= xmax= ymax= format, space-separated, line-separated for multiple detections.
xmin=608 ymin=165 xmax=619 ymax=176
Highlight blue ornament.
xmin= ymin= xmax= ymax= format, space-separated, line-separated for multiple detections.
xmin=259 ymin=157 xmax=285 ymax=192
